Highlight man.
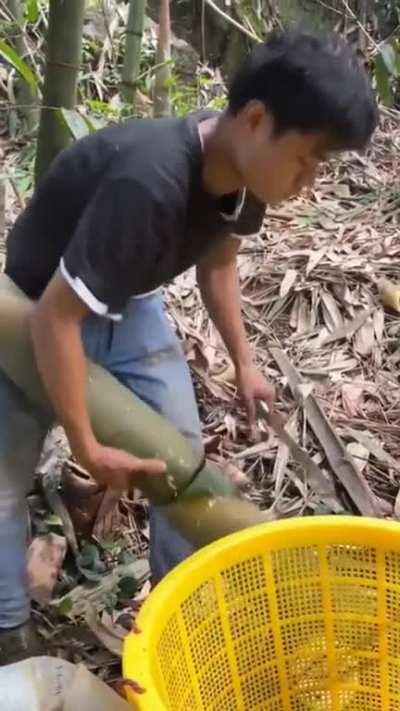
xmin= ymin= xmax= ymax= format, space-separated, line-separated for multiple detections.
xmin=0 ymin=30 xmax=377 ymax=662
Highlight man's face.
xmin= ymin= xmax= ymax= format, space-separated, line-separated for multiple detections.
xmin=233 ymin=102 xmax=329 ymax=205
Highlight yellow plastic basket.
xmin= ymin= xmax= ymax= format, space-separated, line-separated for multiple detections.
xmin=123 ymin=516 xmax=400 ymax=710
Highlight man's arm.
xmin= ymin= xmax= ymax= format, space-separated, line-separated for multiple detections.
xmin=197 ymin=237 xmax=252 ymax=369
xmin=196 ymin=236 xmax=275 ymax=424
xmin=30 ymin=271 xmax=165 ymax=488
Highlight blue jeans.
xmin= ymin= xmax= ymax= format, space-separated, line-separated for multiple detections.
xmin=0 ymin=293 xmax=200 ymax=628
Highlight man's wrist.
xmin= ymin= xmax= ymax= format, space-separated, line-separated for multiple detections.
xmin=233 ymin=352 xmax=254 ymax=371
xmin=68 ymin=428 xmax=99 ymax=466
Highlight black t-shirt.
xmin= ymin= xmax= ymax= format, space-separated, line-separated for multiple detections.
xmin=6 ymin=112 xmax=265 ymax=319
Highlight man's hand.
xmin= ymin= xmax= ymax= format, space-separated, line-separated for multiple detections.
xmin=79 ymin=442 xmax=166 ymax=490
xmin=236 ymin=363 xmax=276 ymax=428
xmin=197 ymin=238 xmax=275 ymax=431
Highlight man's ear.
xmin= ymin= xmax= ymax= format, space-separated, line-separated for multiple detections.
xmin=239 ymin=100 xmax=274 ymax=137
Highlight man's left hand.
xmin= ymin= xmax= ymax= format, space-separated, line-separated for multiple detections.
xmin=235 ymin=363 xmax=276 ymax=429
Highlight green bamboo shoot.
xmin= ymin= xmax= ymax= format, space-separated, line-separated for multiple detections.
xmin=0 ymin=274 xmax=268 ymax=547
xmin=34 ymin=0 xmax=85 ymax=182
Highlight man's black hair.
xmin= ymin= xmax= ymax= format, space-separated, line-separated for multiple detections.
xmin=228 ymin=31 xmax=378 ymax=150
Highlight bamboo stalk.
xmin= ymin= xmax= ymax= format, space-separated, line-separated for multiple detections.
xmin=121 ymin=0 xmax=147 ymax=108
xmin=153 ymin=0 xmax=171 ymax=118
xmin=0 ymin=274 xmax=268 ymax=547
xmin=6 ymin=0 xmax=38 ymax=132
xmin=165 ymin=496 xmax=269 ymax=549
xmin=34 ymin=0 xmax=85 ymax=182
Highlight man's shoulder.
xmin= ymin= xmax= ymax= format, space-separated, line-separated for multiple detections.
xmin=99 ymin=117 xmax=198 ymax=208
xmin=49 ymin=115 xmax=195 ymax=180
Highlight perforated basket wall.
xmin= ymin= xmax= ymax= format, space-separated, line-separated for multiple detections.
xmin=123 ymin=517 xmax=400 ymax=710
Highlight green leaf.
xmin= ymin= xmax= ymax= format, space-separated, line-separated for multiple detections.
xmin=375 ymin=54 xmax=394 ymax=107
xmin=82 ymin=113 xmax=102 ymax=133
xmin=0 ymin=40 xmax=38 ymax=90
xmin=394 ymin=42 xmax=400 ymax=76
xmin=58 ymin=108 xmax=91 ymax=140
xmin=120 ymin=550 xmax=136 ymax=565
xmin=16 ymin=174 xmax=33 ymax=197
xmin=44 ymin=512 xmax=63 ymax=527
xmin=25 ymin=0 xmax=39 ymax=23
xmin=77 ymin=542 xmax=107 ymax=581
xmin=77 ymin=542 xmax=99 ymax=567
xmin=118 ymin=576 xmax=138 ymax=599
xmin=57 ymin=596 xmax=73 ymax=617
xmin=380 ymin=44 xmax=399 ymax=78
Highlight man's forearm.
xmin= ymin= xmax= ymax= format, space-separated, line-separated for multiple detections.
xmin=197 ymin=242 xmax=253 ymax=368
xmin=30 ymin=273 xmax=166 ymax=489
xmin=197 ymin=238 xmax=276 ymax=419
xmin=30 ymin=274 xmax=96 ymax=462
xmin=31 ymin=309 xmax=95 ymax=458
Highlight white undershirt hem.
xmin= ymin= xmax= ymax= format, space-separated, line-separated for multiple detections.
xmin=60 ymin=258 xmax=123 ymax=321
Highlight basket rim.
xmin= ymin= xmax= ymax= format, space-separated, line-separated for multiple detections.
xmin=123 ymin=515 xmax=400 ymax=709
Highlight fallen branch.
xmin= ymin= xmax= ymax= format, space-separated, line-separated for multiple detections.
xmin=203 ymin=0 xmax=260 ymax=42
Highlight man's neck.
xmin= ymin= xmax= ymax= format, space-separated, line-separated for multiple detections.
xmin=198 ymin=113 xmax=243 ymax=198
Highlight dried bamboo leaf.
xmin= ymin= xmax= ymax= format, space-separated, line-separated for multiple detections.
xmin=321 ymin=291 xmax=343 ymax=331
xmin=27 ymin=533 xmax=67 ymax=606
xmin=232 ymin=440 xmax=276 ymax=460
xmin=272 ymin=440 xmax=290 ymax=497
xmin=272 ymin=411 xmax=297 ymax=496
xmin=296 ymin=383 xmax=315 ymax=401
xmin=306 ymin=248 xmax=326 ymax=276
xmin=342 ymin=383 xmax=364 ymax=417
xmin=85 ymin=604 xmax=123 ymax=657
xmin=322 ymin=309 xmax=373 ymax=345
xmin=297 ymin=295 xmax=312 ymax=334
xmin=270 ymin=348 xmax=384 ymax=517
xmin=289 ymin=294 xmax=300 ymax=330
xmin=39 ymin=453 xmax=79 ymax=556
xmin=373 ymin=308 xmax=385 ymax=342
xmin=345 ymin=428 xmax=400 ymax=471
xmin=394 ymin=489 xmax=400 ymax=520
xmin=280 ymin=268 xmax=298 ymax=298
xmin=346 ymin=442 xmax=369 ymax=474
xmin=353 ymin=319 xmax=375 ymax=356
xmin=257 ymin=403 xmax=340 ymax=505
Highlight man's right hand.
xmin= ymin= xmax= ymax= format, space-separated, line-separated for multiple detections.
xmin=79 ymin=442 xmax=166 ymax=490
xmin=31 ymin=274 xmax=167 ymax=492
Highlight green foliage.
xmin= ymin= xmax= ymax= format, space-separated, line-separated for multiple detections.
xmin=118 ymin=575 xmax=139 ymax=599
xmin=167 ymin=64 xmax=227 ymax=117
xmin=77 ymin=542 xmax=107 ymax=581
xmin=58 ymin=107 xmax=98 ymax=139
xmin=374 ymin=40 xmax=400 ymax=107
xmin=25 ymin=0 xmax=39 ymax=24
xmin=0 ymin=39 xmax=38 ymax=90
xmin=7 ymin=143 xmax=37 ymax=199
xmin=56 ymin=595 xmax=74 ymax=617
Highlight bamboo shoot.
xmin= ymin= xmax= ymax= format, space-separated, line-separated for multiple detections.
xmin=0 ymin=274 xmax=268 ymax=547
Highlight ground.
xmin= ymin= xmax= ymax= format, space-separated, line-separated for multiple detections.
xmin=0 ymin=107 xmax=399 ymax=683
